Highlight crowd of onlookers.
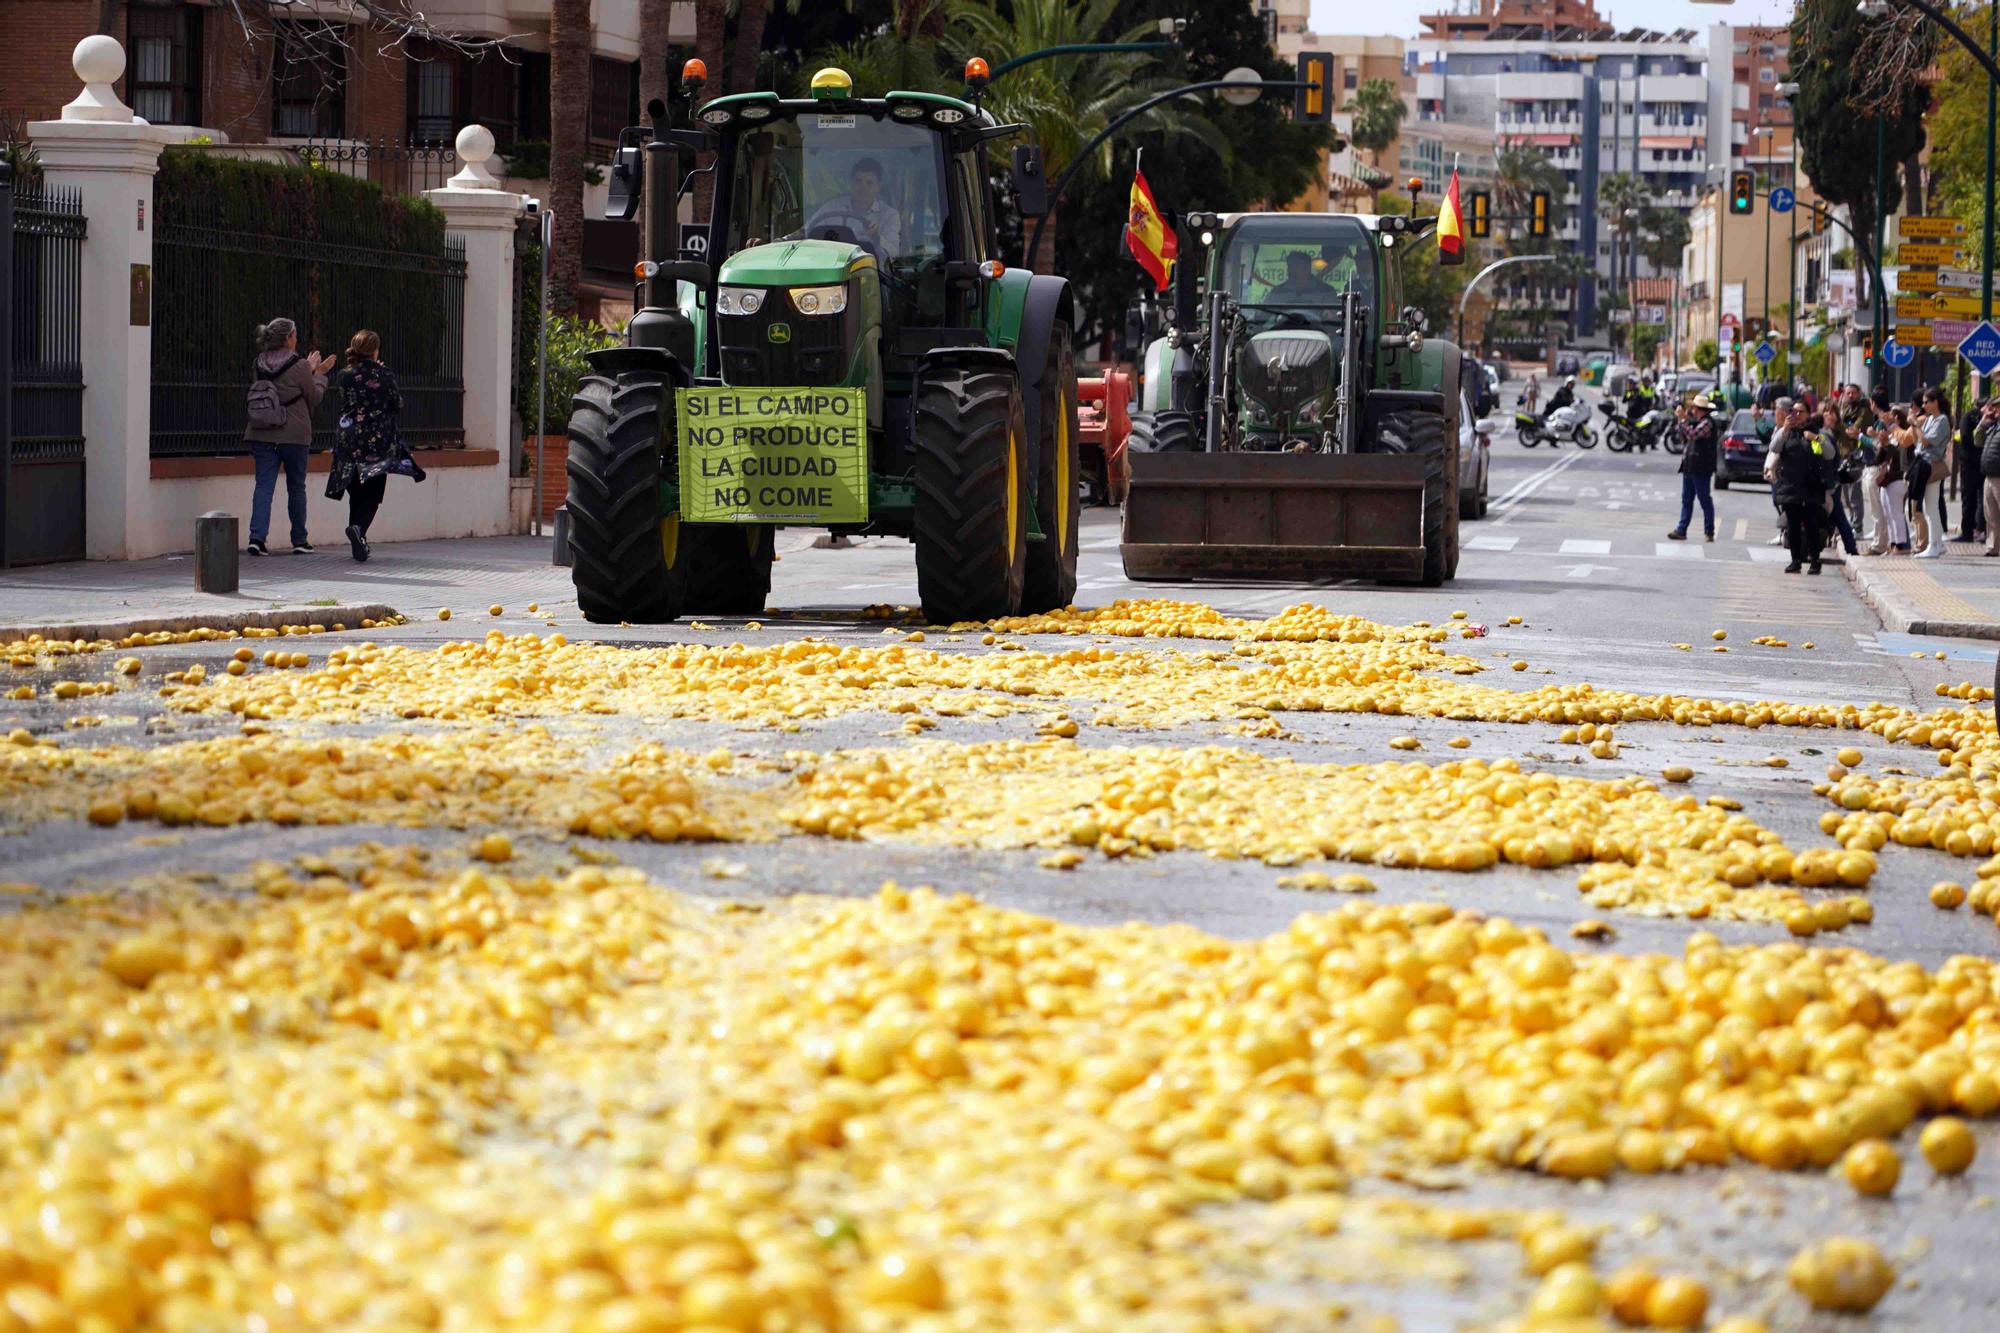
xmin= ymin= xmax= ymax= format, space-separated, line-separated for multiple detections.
xmin=1667 ymin=380 xmax=1997 ymax=575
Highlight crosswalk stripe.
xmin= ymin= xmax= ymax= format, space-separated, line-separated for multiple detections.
xmin=1465 ymin=535 xmax=1519 ymax=552
xmin=1558 ymin=539 xmax=1611 ymax=555
xmin=1654 ymin=542 xmax=1705 ymax=560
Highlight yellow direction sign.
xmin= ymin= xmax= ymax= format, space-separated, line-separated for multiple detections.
xmin=1898 ymin=216 xmax=1969 ymax=240
xmin=1894 ymin=323 xmax=1935 ymax=347
xmin=1927 ymin=293 xmax=1987 ymax=318
xmin=1899 ymin=268 xmax=1940 ymax=292
xmin=1899 ymin=241 xmax=1971 ymax=266
xmin=1895 ymin=296 xmax=1937 ymax=320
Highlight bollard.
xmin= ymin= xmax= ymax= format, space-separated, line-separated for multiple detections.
xmin=195 ymin=511 xmax=239 ymax=593
xmin=551 ymin=505 xmax=573 ymax=567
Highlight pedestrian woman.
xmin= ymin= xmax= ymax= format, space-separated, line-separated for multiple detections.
xmin=1818 ymin=403 xmax=1860 ymax=556
xmin=1872 ymin=413 xmax=1912 ymax=554
xmin=1914 ymin=388 xmax=1952 ymax=557
xmin=1980 ymin=397 xmax=2000 ymax=556
xmin=243 ymin=317 xmax=333 ymax=556
xmin=328 ymin=329 xmax=421 ymax=562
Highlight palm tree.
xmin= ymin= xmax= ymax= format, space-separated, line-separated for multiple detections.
xmin=1491 ymin=139 xmax=1562 ymax=250
xmin=1345 ymin=78 xmax=1406 ymax=170
xmin=1597 ymin=173 xmax=1651 ymax=353
xmin=548 ymin=0 xmax=591 ymax=316
xmin=943 ymin=0 xmax=1222 ymax=273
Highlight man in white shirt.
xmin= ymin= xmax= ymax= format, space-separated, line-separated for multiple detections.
xmin=807 ymin=157 xmax=903 ymax=257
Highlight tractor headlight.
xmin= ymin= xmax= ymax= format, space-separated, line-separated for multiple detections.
xmin=717 ymin=286 xmax=765 ymax=316
xmin=789 ymin=284 xmax=847 ymax=316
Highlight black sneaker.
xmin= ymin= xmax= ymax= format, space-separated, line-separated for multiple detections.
xmin=346 ymin=525 xmax=369 ymax=563
xmin=247 ymin=540 xmax=268 ymax=556
xmin=292 ymin=541 xmax=314 ymax=555
xmin=1705 ymin=531 xmax=1715 ymax=542
xmin=1783 ymin=562 xmax=1802 ymax=574
xmin=1808 ymin=562 xmax=1823 ymax=575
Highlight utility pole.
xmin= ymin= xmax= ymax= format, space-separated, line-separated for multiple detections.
xmin=1874 ymin=115 xmax=1886 ymax=396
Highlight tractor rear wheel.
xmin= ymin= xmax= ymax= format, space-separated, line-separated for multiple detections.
xmin=684 ymin=525 xmax=774 ymax=615
xmin=565 ymin=370 xmax=688 ymax=624
xmin=1022 ymin=324 xmax=1081 ymax=614
xmin=912 ymin=364 xmax=1029 ymax=624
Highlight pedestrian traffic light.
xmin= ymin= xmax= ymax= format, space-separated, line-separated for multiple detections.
xmin=1529 ymin=190 xmax=1550 ymax=238
xmin=1862 ymin=334 xmax=1875 ymax=367
xmin=1296 ymin=52 xmax=1333 ymax=123
xmin=1730 ymin=170 xmax=1755 ymax=215
xmin=1469 ymin=190 xmax=1490 ymax=239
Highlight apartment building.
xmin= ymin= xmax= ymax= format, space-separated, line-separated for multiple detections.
xmin=1254 ymin=4 xmax=1409 ymax=212
xmin=1732 ymin=23 xmax=1795 ymax=184
xmin=1410 ymin=21 xmax=1729 ymax=342
xmin=2 ymin=1 xmax=692 ymax=154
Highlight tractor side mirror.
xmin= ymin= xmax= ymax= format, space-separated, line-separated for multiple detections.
xmin=607 ymin=127 xmax=648 ymax=222
xmin=1011 ymin=144 xmax=1048 ymax=217
xmin=1122 ymin=305 xmax=1147 ymax=355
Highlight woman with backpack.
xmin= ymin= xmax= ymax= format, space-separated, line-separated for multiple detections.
xmin=243 ymin=318 xmax=333 ymax=556
xmin=327 ymin=330 xmax=424 ymax=562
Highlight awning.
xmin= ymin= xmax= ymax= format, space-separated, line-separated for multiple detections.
xmin=1639 ymin=136 xmax=1698 ymax=150
xmin=1528 ymin=134 xmax=1577 ymax=147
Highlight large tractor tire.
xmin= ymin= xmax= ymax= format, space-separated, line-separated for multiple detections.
xmin=1022 ymin=324 xmax=1081 ymax=614
xmin=683 ymin=525 xmax=774 ymax=615
xmin=566 ymin=371 xmax=690 ymax=624
xmin=1126 ymin=410 xmax=1201 ymax=454
xmin=1375 ymin=404 xmax=1454 ymax=587
xmin=912 ymin=363 xmax=1029 ymax=624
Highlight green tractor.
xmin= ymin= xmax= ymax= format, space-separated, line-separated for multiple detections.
xmin=565 ymin=60 xmax=1080 ymax=624
xmin=1123 ymin=209 xmax=1463 ymax=585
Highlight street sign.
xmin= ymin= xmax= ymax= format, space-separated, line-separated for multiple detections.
xmin=1895 ymin=324 xmax=1936 ymax=347
xmin=1769 ymin=187 xmax=1794 ymax=214
xmin=1898 ymin=268 xmax=1940 ymax=293
xmin=1754 ymin=340 xmax=1777 ymax=364
xmin=1898 ymin=215 xmax=1969 ymax=240
xmin=1932 ymin=317 xmax=1980 ymax=346
xmin=1897 ymin=295 xmax=1955 ymax=320
xmin=1938 ymin=268 xmax=1985 ymax=290
xmin=1881 ymin=339 xmax=1916 ymax=368
xmin=1719 ymin=312 xmax=1740 ymax=330
xmin=1927 ymin=293 xmax=1987 ymax=318
xmin=1957 ymin=320 xmax=2000 ymax=375
xmin=1899 ymin=242 xmax=1972 ymax=267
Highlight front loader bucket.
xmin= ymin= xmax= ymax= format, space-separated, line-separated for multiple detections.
xmin=1120 ymin=451 xmax=1434 ymax=581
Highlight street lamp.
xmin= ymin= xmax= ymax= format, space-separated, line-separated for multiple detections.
xmin=1753 ymin=124 xmax=1775 ymax=350
xmin=1777 ymin=82 xmax=1800 ymax=387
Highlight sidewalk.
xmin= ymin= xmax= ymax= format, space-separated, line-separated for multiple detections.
xmin=1843 ymin=537 xmax=2000 ymax=640
xmin=0 ymin=533 xmax=805 ymax=642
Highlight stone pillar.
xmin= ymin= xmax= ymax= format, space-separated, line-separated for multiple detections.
xmin=427 ymin=126 xmax=530 ymax=469
xmin=30 ymin=37 xmax=192 ymax=559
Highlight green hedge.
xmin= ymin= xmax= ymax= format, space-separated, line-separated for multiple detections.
xmin=156 ymin=150 xmax=446 ymax=251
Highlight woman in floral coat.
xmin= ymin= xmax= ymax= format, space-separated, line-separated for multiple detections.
xmin=329 ymin=329 xmax=424 ymax=562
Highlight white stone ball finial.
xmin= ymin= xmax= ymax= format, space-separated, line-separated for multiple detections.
xmin=65 ymin=35 xmax=135 ymax=122
xmin=447 ymin=124 xmax=502 ymax=188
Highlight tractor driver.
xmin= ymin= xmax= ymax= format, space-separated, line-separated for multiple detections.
xmin=1265 ymin=250 xmax=1337 ymax=305
xmin=806 ymin=156 xmax=904 ymax=258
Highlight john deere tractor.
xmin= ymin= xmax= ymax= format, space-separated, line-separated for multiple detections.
xmin=1123 ymin=209 xmax=1463 ymax=585
xmin=565 ymin=60 xmax=1080 ymax=624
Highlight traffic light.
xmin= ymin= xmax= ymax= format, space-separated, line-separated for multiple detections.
xmin=1296 ymin=52 xmax=1333 ymax=123
xmin=1730 ymin=170 xmax=1755 ymax=215
xmin=1530 ymin=190 xmax=1550 ymax=238
xmin=1469 ymin=190 xmax=1490 ymax=239
xmin=1862 ymin=334 xmax=1875 ymax=368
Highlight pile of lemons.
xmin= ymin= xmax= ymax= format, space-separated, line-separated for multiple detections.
xmin=0 ymin=859 xmax=1957 ymax=1329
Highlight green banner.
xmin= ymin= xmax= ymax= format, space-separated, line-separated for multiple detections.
xmin=677 ymin=387 xmax=869 ymax=524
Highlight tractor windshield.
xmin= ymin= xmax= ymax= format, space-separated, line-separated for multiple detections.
xmin=726 ymin=114 xmax=947 ymax=267
xmin=1220 ymin=218 xmax=1375 ymax=318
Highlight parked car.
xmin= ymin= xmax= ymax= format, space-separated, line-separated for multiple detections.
xmin=1674 ymin=372 xmax=1715 ymax=404
xmin=1604 ymin=362 xmax=1639 ymax=398
xmin=1715 ymin=408 xmax=1773 ymax=488
xmin=1481 ymin=362 xmax=1503 ymax=414
xmin=1458 ymin=372 xmax=1490 ymax=519
xmin=1555 ymin=349 xmax=1583 ymax=377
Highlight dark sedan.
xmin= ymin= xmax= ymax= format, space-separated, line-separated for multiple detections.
xmin=1714 ymin=409 xmax=1772 ymax=488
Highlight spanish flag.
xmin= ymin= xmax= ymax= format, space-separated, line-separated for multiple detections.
xmin=1438 ymin=167 xmax=1465 ymax=265
xmin=1126 ymin=168 xmax=1178 ymax=292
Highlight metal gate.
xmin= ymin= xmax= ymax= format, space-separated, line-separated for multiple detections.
xmin=1 ymin=164 xmax=88 ymax=566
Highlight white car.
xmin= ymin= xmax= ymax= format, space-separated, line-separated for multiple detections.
xmin=1458 ymin=382 xmax=1490 ymax=519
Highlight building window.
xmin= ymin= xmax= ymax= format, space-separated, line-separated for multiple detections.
xmin=128 ymin=1 xmax=201 ymax=126
xmin=1759 ymin=68 xmax=1775 ymax=82
xmin=412 ymin=55 xmax=457 ymax=142
xmin=1344 ymin=65 xmax=1358 ymax=90
xmin=589 ymin=56 xmax=637 ymax=144
xmin=272 ymin=22 xmax=346 ymax=137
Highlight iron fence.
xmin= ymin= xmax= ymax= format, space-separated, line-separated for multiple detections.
xmin=4 ymin=172 xmax=87 ymax=565
xmin=151 ymin=197 xmax=466 ymax=457
xmin=294 ymin=137 xmax=463 ymax=199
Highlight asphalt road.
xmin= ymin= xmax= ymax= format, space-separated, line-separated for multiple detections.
xmin=4 ymin=378 xmax=1998 ymax=1328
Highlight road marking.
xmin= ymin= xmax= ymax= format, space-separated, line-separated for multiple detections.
xmin=1559 ymin=539 xmax=1611 ymax=555
xmin=1604 ymin=501 xmax=1629 ymax=510
xmin=1654 ymin=543 xmax=1705 ymax=560
xmin=1490 ymin=452 xmax=1582 ymax=522
xmin=1732 ymin=518 xmax=1749 ymax=541
xmin=1465 ymin=534 xmax=1519 ymax=552
xmin=1563 ymin=564 xmax=1616 ymax=578
xmin=1745 ymin=547 xmax=1791 ymax=564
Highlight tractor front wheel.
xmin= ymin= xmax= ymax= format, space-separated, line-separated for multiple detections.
xmin=912 ymin=364 xmax=1029 ymax=624
xmin=684 ymin=525 xmax=774 ymax=615
xmin=1022 ymin=324 xmax=1081 ymax=614
xmin=565 ymin=371 xmax=688 ymax=624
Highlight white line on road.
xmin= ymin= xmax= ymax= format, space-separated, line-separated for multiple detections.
xmin=1563 ymin=564 xmax=1616 ymax=578
xmin=1558 ymin=539 xmax=1611 ymax=555
xmin=1465 ymin=535 xmax=1519 ymax=552
xmin=1732 ymin=518 xmax=1749 ymax=541
xmin=1491 ymin=452 xmax=1582 ymax=523
xmin=1654 ymin=543 xmax=1706 ymax=560
xmin=1745 ymin=547 xmax=1790 ymax=564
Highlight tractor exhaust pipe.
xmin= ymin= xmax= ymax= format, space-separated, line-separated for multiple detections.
xmin=641 ymin=98 xmax=679 ymax=316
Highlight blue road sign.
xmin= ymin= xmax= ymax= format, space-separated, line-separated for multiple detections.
xmin=1958 ymin=320 xmax=2000 ymax=376
xmin=1754 ymin=340 xmax=1777 ymax=364
xmin=1769 ymin=187 xmax=1795 ymax=214
xmin=1881 ymin=338 xmax=1916 ymax=368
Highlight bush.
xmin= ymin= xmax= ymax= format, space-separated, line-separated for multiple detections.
xmin=1693 ymin=339 xmax=1720 ymax=373
xmin=156 ymin=149 xmax=445 ymax=251
xmin=520 ymin=313 xmax=619 ymax=435
xmin=499 ymin=142 xmax=605 ymax=186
